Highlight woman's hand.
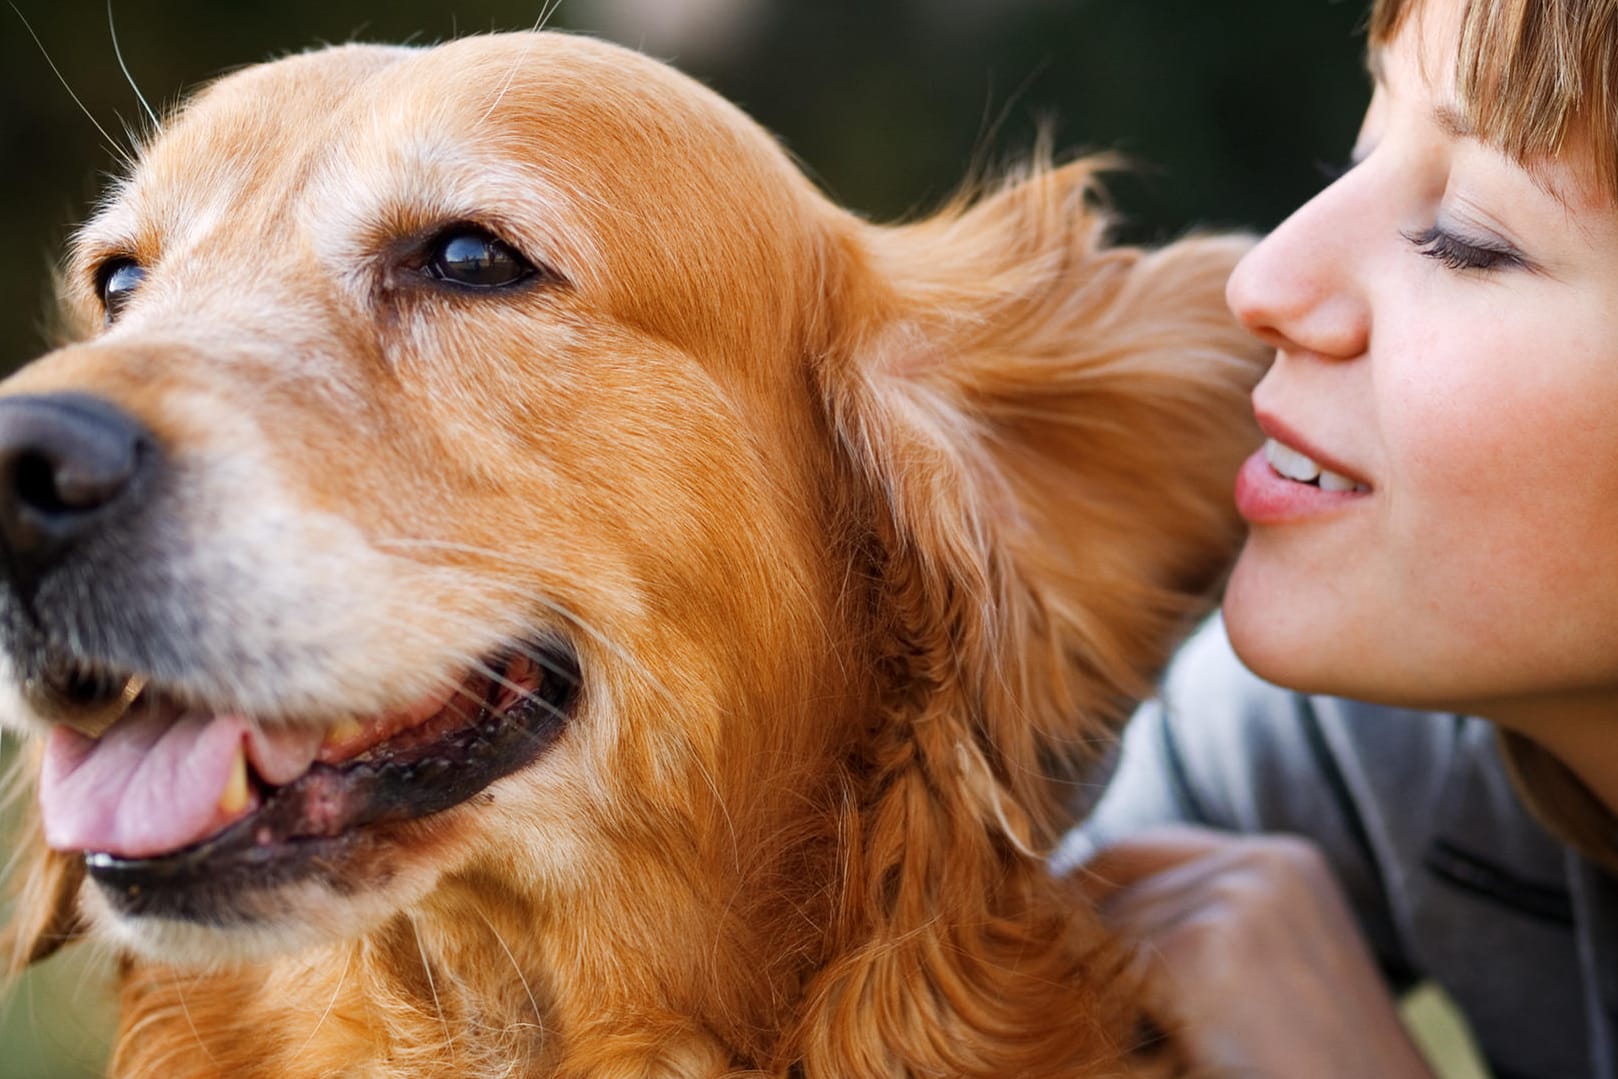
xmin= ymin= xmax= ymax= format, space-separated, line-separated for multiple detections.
xmin=1079 ymin=826 xmax=1436 ymax=1079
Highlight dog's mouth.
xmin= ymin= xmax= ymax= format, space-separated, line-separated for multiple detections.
xmin=32 ymin=640 xmax=580 ymax=917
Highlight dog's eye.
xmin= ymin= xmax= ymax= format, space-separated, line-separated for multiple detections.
xmin=422 ymin=228 xmax=535 ymax=289
xmin=96 ymin=258 xmax=147 ymax=322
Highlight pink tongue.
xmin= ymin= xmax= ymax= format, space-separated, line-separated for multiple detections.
xmin=38 ymin=707 xmax=326 ymax=858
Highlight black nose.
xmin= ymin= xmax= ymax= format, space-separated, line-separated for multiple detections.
xmin=0 ymin=393 xmax=157 ymax=597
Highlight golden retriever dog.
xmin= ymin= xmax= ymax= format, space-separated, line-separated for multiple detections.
xmin=0 ymin=30 xmax=1264 ymax=1079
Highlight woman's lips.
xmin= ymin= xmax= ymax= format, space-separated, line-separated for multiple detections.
xmin=1235 ymin=446 xmax=1372 ymax=524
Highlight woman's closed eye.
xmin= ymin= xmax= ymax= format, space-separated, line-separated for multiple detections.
xmin=1403 ymin=224 xmax=1528 ymax=273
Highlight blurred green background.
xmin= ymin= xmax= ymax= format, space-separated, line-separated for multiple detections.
xmin=0 ymin=1 xmax=1371 ymax=1076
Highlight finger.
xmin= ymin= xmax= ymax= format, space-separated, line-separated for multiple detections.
xmin=1101 ymin=886 xmax=1207 ymax=949
xmin=1096 ymin=851 xmax=1246 ymax=931
xmin=1069 ymin=824 xmax=1243 ymax=902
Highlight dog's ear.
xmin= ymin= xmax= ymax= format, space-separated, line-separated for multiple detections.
xmin=819 ymin=158 xmax=1266 ymax=843
xmin=794 ymin=160 xmax=1265 ymax=1075
xmin=2 ymin=743 xmax=86 ymax=974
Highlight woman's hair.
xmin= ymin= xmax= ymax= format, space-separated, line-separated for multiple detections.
xmin=1370 ymin=0 xmax=1618 ymax=197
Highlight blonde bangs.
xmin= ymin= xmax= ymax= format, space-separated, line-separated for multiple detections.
xmin=1369 ymin=0 xmax=1618 ymax=200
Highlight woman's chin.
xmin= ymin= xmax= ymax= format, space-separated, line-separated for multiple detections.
xmin=1220 ymin=555 xmax=1348 ymax=699
xmin=1223 ymin=565 xmax=1460 ymax=711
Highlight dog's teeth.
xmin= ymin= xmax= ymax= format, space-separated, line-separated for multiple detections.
xmin=324 ymin=717 xmax=366 ymax=747
xmin=219 ymin=748 xmax=250 ymax=814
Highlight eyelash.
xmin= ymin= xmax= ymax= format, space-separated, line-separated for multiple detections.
xmin=1402 ymin=225 xmax=1525 ymax=273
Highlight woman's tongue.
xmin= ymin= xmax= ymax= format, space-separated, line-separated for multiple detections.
xmin=37 ymin=706 xmax=325 ymax=859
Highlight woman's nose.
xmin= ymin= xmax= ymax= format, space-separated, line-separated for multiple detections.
xmin=1226 ymin=180 xmax=1372 ymax=361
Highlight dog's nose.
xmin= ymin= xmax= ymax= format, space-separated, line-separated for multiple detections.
xmin=0 ymin=394 xmax=157 ymax=594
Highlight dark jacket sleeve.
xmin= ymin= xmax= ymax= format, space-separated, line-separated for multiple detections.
xmin=1052 ymin=615 xmax=1422 ymax=988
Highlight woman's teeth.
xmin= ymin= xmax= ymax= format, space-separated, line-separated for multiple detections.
xmin=1263 ymin=438 xmax=1368 ymax=492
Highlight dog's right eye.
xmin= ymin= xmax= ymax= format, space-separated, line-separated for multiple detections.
xmin=421 ymin=228 xmax=536 ymax=289
xmin=96 ymin=259 xmax=147 ymax=322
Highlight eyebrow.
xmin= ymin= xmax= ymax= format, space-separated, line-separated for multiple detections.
xmin=1367 ymin=46 xmax=1477 ymax=140
xmin=1363 ymin=44 xmax=1583 ymax=208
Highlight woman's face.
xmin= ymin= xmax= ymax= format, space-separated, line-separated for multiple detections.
xmin=1223 ymin=0 xmax=1618 ymax=732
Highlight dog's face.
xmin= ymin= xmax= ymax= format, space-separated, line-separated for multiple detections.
xmin=6 ymin=34 xmax=867 ymax=961
xmin=2 ymin=30 xmax=1263 ymax=1000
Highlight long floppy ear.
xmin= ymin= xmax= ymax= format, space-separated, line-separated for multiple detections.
xmin=786 ymin=160 xmax=1265 ymax=1075
xmin=2 ymin=741 xmax=86 ymax=974
xmin=822 ymin=158 xmax=1266 ymax=842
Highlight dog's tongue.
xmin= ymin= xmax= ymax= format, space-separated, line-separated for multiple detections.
xmin=38 ymin=706 xmax=325 ymax=858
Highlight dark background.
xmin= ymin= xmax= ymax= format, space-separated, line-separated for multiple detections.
xmin=0 ymin=0 xmax=1372 ymax=372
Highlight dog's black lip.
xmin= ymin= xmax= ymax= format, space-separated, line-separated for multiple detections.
xmin=85 ymin=639 xmax=580 ymax=921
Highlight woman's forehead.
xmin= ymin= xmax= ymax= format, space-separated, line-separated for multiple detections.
xmin=1366 ymin=0 xmax=1615 ymax=213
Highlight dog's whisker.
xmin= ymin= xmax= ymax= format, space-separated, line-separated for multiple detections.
xmin=380 ymin=596 xmax=736 ymax=862
xmin=107 ymin=0 xmax=160 ymax=135
xmin=682 ymin=731 xmax=740 ymax=870
xmin=291 ymin=942 xmax=353 ymax=1060
xmin=498 ymin=637 xmax=581 ymax=685
xmin=472 ymin=908 xmax=545 ymax=1037
xmin=428 ymin=665 xmax=495 ymax=714
xmin=477 ymin=0 xmax=561 ymax=126
xmin=408 ymin=915 xmax=456 ymax=1064
xmin=458 ymin=656 xmax=573 ymax=736
xmin=370 ymin=536 xmax=671 ymax=701
xmin=505 ymin=588 xmax=683 ymax=705
xmin=362 ymin=565 xmax=742 ymax=860
xmin=9 ymin=2 xmax=134 ymax=169
xmin=171 ymin=973 xmax=220 ymax=1065
xmin=533 ymin=0 xmax=563 ymax=33
xmin=466 ymin=657 xmax=545 ymax=715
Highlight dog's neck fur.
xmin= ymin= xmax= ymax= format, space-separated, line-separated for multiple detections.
xmin=110 ymin=773 xmax=1164 ymax=1079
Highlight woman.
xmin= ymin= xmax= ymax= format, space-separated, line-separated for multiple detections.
xmin=1067 ymin=0 xmax=1618 ymax=1076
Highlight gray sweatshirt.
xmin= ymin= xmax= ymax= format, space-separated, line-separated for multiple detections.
xmin=1054 ymin=617 xmax=1618 ymax=1079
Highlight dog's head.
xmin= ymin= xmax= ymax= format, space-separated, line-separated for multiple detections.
xmin=2 ymin=30 xmax=1262 ymax=999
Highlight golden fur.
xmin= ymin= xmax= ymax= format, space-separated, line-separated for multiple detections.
xmin=1 ymin=32 xmax=1266 ymax=1078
